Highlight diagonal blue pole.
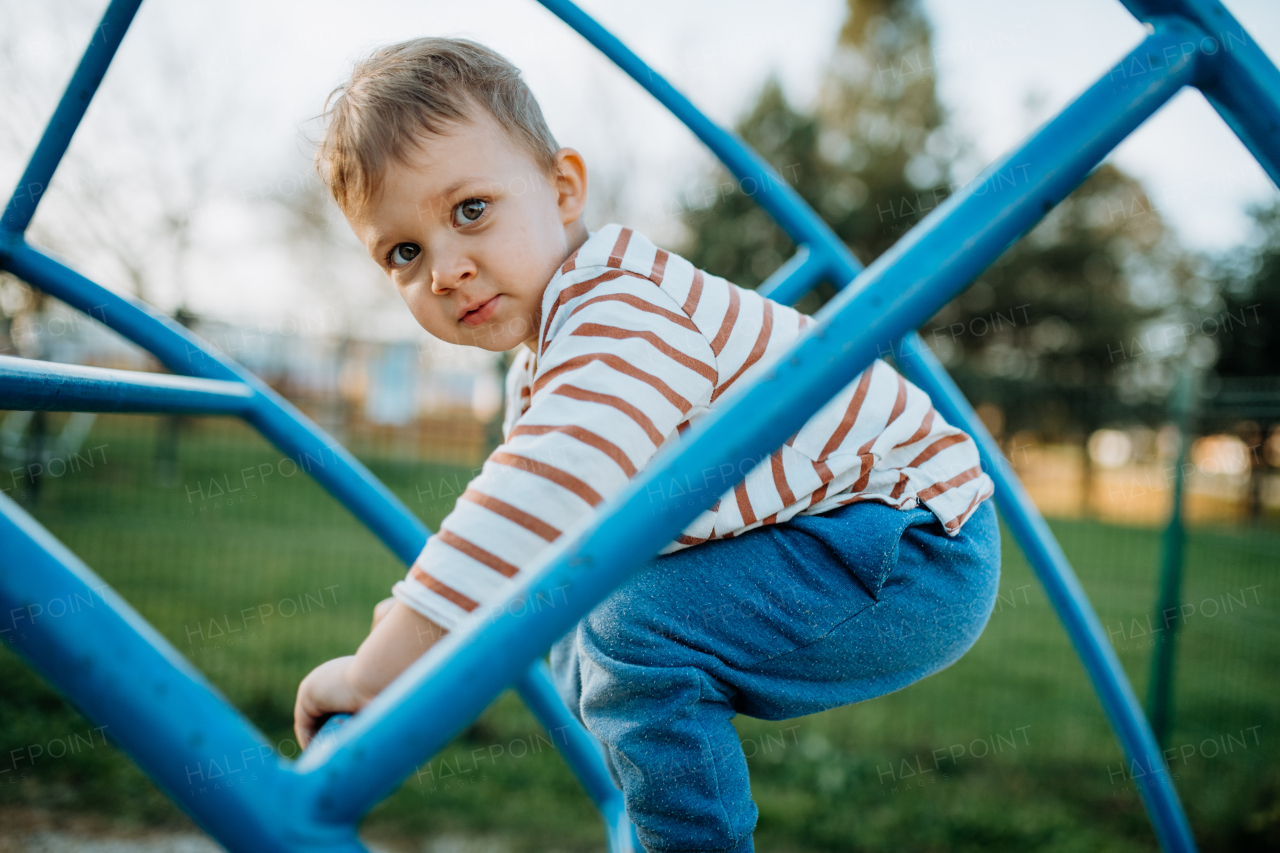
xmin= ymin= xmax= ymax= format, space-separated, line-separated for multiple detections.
xmin=291 ymin=31 xmax=1202 ymax=853
xmin=530 ymin=3 xmax=1204 ymax=847
xmin=2 ymin=0 xmax=145 ymax=234
xmin=894 ymin=334 xmax=1197 ymax=853
xmin=532 ymin=0 xmax=855 ymax=279
xmin=1120 ymin=0 xmax=1280 ymax=186
xmin=0 ymin=492 xmax=370 ymax=853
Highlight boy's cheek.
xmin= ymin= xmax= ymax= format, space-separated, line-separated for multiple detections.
xmin=406 ymin=303 xmax=452 ymax=341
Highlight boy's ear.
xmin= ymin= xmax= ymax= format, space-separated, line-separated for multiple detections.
xmin=551 ymin=147 xmax=588 ymax=226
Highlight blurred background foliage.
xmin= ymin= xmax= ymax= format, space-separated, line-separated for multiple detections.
xmin=681 ymin=0 xmax=1275 ymax=455
xmin=1 ymin=0 xmax=1278 ymax=851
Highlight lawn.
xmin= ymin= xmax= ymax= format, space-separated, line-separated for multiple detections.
xmin=1 ymin=414 xmax=1276 ymax=851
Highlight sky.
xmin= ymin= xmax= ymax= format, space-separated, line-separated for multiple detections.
xmin=922 ymin=0 xmax=1280 ymax=251
xmin=1 ymin=0 xmax=1277 ymax=331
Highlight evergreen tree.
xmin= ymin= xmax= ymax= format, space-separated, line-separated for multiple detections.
xmin=932 ymin=163 xmax=1192 ymax=442
xmin=680 ymin=0 xmax=953 ymax=313
xmin=1207 ymin=201 xmax=1280 ymax=516
xmin=1212 ymin=201 xmax=1280 ymax=379
xmin=681 ymin=0 xmax=1189 ymax=466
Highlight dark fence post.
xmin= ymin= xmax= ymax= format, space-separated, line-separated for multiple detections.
xmin=1147 ymin=363 xmax=1193 ymax=746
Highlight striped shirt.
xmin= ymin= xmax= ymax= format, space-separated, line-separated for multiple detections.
xmin=393 ymin=224 xmax=994 ymax=630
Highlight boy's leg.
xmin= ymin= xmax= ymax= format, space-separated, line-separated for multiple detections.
xmin=729 ymin=499 xmax=1001 ymax=720
xmin=550 ymin=498 xmax=1001 ymax=853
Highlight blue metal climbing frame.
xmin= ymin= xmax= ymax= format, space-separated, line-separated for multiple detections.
xmin=1 ymin=0 xmax=1276 ymax=850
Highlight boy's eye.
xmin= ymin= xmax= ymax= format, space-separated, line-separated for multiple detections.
xmin=388 ymin=243 xmax=420 ymax=266
xmin=453 ymin=198 xmax=486 ymax=226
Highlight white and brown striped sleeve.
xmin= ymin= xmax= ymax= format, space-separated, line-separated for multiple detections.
xmin=879 ymin=386 xmax=993 ymax=532
xmin=794 ymin=358 xmax=993 ymax=532
xmin=392 ymin=275 xmax=716 ymax=630
xmin=500 ymin=346 xmax=535 ymax=442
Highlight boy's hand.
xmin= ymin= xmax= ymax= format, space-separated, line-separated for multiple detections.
xmin=294 ymin=656 xmax=371 ymax=750
xmin=372 ymin=596 xmax=396 ymax=630
xmin=294 ymin=601 xmax=447 ymax=750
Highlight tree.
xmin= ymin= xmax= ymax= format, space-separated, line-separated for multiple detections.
xmin=931 ymin=164 xmax=1195 ymax=437
xmin=1205 ymin=201 xmax=1280 ymax=516
xmin=680 ymin=0 xmax=956 ymax=314
xmin=1212 ymin=201 xmax=1280 ymax=380
xmin=680 ymin=0 xmax=1192 ymax=513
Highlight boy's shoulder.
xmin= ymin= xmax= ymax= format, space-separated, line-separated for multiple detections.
xmin=554 ymin=223 xmax=677 ymax=287
xmin=536 ymin=222 xmax=809 ymax=370
xmin=537 ymin=223 xmax=703 ymax=346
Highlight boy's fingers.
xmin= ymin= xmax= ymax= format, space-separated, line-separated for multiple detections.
xmin=294 ymin=682 xmax=322 ymax=750
xmin=296 ymin=712 xmax=322 ymax=750
xmin=372 ymin=596 xmax=396 ymax=628
xmin=294 ymin=703 xmax=312 ymax=750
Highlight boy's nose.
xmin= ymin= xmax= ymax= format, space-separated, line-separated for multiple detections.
xmin=429 ymin=251 xmax=476 ymax=294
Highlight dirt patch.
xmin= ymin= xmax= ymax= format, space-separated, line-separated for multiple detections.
xmin=0 ymin=809 xmax=508 ymax=853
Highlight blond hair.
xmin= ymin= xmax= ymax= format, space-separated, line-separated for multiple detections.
xmin=315 ymin=37 xmax=559 ymax=216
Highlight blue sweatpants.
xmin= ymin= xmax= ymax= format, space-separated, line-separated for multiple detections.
xmin=549 ymin=498 xmax=1001 ymax=853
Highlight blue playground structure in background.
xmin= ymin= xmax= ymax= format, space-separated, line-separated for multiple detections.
xmin=2 ymin=1 xmax=1278 ymax=850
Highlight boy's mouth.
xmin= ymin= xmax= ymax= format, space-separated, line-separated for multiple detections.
xmin=458 ymin=295 xmax=500 ymax=327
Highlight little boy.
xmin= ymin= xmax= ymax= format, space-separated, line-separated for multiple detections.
xmin=295 ymin=37 xmax=1000 ymax=853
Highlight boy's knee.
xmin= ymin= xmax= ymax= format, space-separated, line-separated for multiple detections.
xmin=581 ymin=579 xmax=694 ymax=666
xmin=583 ymin=605 xmax=666 ymax=666
xmin=548 ymin=629 xmax=585 ymax=715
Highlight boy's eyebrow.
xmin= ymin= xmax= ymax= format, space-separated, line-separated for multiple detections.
xmin=438 ymin=177 xmax=489 ymax=198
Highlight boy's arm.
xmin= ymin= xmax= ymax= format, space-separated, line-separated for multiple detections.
xmin=294 ymin=601 xmax=446 ymax=748
xmin=389 ymin=276 xmax=718 ymax=632
xmin=294 ymin=274 xmax=715 ymax=747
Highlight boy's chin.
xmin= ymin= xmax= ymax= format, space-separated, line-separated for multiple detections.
xmin=469 ymin=337 xmax=521 ymax=353
xmin=436 ymin=327 xmax=527 ymax=353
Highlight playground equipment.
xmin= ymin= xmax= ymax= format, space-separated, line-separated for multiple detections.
xmin=1 ymin=0 xmax=1276 ymax=850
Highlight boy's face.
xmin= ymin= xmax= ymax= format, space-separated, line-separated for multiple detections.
xmin=348 ymin=109 xmax=588 ymax=352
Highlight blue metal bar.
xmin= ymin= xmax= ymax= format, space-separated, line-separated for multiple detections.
xmin=307 ymin=665 xmax=643 ymax=852
xmin=0 ymin=239 xmax=428 ymax=566
xmin=292 ymin=27 xmax=1203 ymax=841
xmin=535 ymin=0 xmax=855 ymax=279
xmin=544 ymin=4 xmax=1208 ymax=848
xmin=0 ymin=355 xmax=255 ymax=414
xmin=512 ymin=662 xmax=620 ymax=812
xmin=0 ymin=492 xmax=368 ymax=853
xmin=1 ymin=0 xmax=144 ymax=233
xmin=894 ymin=334 xmax=1196 ymax=853
xmin=0 ymin=235 xmax=624 ymax=843
xmin=533 ymin=0 xmax=862 ymax=291
xmin=1121 ymin=0 xmax=1280 ymax=186
xmin=514 ymin=663 xmax=642 ymax=853
xmin=755 ymin=244 xmax=827 ymax=305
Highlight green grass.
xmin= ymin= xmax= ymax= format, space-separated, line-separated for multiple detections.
xmin=1 ymin=414 xmax=1277 ymax=851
